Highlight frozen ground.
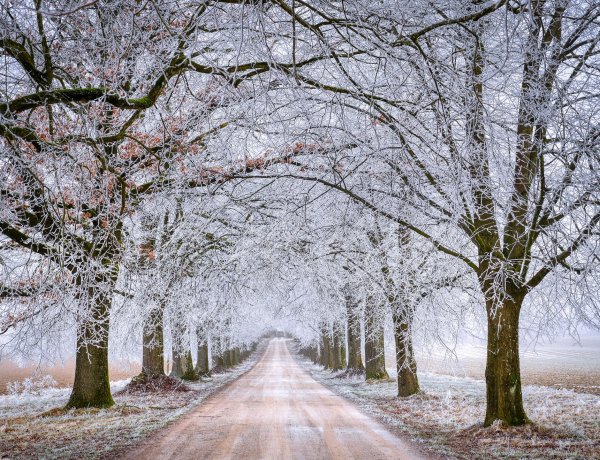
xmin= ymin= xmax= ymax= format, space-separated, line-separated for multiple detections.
xmin=0 ymin=350 xmax=262 ymax=460
xmin=385 ymin=331 xmax=600 ymax=396
xmin=297 ymin=353 xmax=600 ymax=459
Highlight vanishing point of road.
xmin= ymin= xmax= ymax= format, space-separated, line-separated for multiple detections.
xmin=124 ymin=338 xmax=425 ymax=460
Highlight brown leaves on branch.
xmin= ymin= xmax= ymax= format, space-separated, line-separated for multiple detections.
xmin=190 ymin=141 xmax=325 ymax=187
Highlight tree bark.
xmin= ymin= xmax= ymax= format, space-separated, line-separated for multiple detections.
xmin=346 ymin=297 xmax=363 ymax=371
xmin=222 ymin=347 xmax=232 ymax=368
xmin=181 ymin=350 xmax=198 ymax=380
xmin=332 ymin=323 xmax=344 ymax=371
xmin=311 ymin=345 xmax=319 ymax=364
xmin=215 ymin=337 xmax=230 ymax=369
xmin=141 ymin=305 xmax=165 ymax=377
xmin=212 ymin=335 xmax=226 ymax=370
xmin=320 ymin=325 xmax=332 ymax=369
xmin=217 ymin=352 xmax=228 ymax=368
xmin=484 ymin=295 xmax=528 ymax=426
xmin=170 ymin=323 xmax=197 ymax=379
xmin=170 ymin=345 xmax=186 ymax=378
xmin=392 ymin=310 xmax=419 ymax=397
xmin=66 ymin=287 xmax=114 ymax=409
xmin=364 ymin=298 xmax=388 ymax=380
xmin=196 ymin=329 xmax=210 ymax=376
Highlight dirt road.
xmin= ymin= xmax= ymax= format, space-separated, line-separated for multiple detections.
xmin=124 ymin=338 xmax=424 ymax=460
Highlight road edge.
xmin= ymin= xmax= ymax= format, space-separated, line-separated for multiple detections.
xmin=110 ymin=340 xmax=271 ymax=460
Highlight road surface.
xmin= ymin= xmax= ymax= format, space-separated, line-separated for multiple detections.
xmin=124 ymin=338 xmax=424 ymax=460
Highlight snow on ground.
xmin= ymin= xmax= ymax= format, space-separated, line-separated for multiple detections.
xmin=0 ymin=379 xmax=130 ymax=419
xmin=385 ymin=330 xmax=600 ymax=396
xmin=296 ymin=354 xmax=600 ymax=459
xmin=0 ymin=346 xmax=263 ymax=460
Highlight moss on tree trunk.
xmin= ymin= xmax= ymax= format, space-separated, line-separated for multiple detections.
xmin=141 ymin=305 xmax=165 ymax=377
xmin=484 ymin=295 xmax=528 ymax=426
xmin=170 ymin=347 xmax=186 ymax=377
xmin=346 ymin=300 xmax=364 ymax=371
xmin=196 ymin=330 xmax=210 ymax=376
xmin=212 ymin=335 xmax=221 ymax=368
xmin=332 ymin=323 xmax=344 ymax=371
xmin=66 ymin=290 xmax=114 ymax=409
xmin=181 ymin=350 xmax=199 ymax=381
xmin=170 ymin=327 xmax=197 ymax=380
xmin=320 ymin=326 xmax=332 ymax=369
xmin=365 ymin=299 xmax=388 ymax=380
xmin=393 ymin=311 xmax=419 ymax=397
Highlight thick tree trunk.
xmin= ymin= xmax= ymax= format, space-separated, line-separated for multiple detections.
xmin=141 ymin=305 xmax=165 ymax=377
xmin=66 ymin=288 xmax=114 ymax=409
xmin=332 ymin=323 xmax=344 ymax=371
xmin=392 ymin=310 xmax=419 ymax=397
xmin=212 ymin=335 xmax=221 ymax=368
xmin=484 ymin=295 xmax=528 ymax=426
xmin=181 ymin=350 xmax=198 ymax=380
xmin=222 ymin=348 xmax=232 ymax=368
xmin=346 ymin=300 xmax=364 ymax=371
xmin=216 ymin=352 xmax=225 ymax=368
xmin=216 ymin=337 xmax=230 ymax=369
xmin=300 ymin=345 xmax=319 ymax=363
xmin=311 ymin=345 xmax=319 ymax=364
xmin=196 ymin=329 xmax=210 ymax=376
xmin=170 ymin=346 xmax=186 ymax=378
xmin=170 ymin=323 xmax=197 ymax=379
xmin=364 ymin=299 xmax=388 ymax=380
xmin=320 ymin=326 xmax=332 ymax=369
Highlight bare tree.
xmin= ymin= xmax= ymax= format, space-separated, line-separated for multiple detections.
xmin=268 ymin=0 xmax=600 ymax=425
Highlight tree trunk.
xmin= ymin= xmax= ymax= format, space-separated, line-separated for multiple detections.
xmin=215 ymin=337 xmax=229 ymax=369
xmin=170 ymin=346 xmax=186 ymax=378
xmin=217 ymin=351 xmax=228 ymax=369
xmin=332 ymin=323 xmax=344 ymax=371
xmin=311 ymin=345 xmax=319 ymax=364
xmin=484 ymin=295 xmax=528 ymax=426
xmin=364 ymin=299 xmax=388 ymax=380
xmin=170 ymin=323 xmax=189 ymax=378
xmin=346 ymin=299 xmax=364 ymax=371
xmin=320 ymin=326 xmax=332 ymax=369
xmin=141 ymin=305 xmax=165 ymax=377
xmin=222 ymin=348 xmax=232 ymax=368
xmin=181 ymin=350 xmax=198 ymax=380
xmin=303 ymin=345 xmax=318 ymax=363
xmin=392 ymin=310 xmax=419 ymax=397
xmin=66 ymin=288 xmax=114 ymax=409
xmin=196 ymin=329 xmax=210 ymax=376
xmin=212 ymin=335 xmax=221 ymax=368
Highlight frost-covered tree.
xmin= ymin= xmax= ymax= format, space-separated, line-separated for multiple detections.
xmin=268 ymin=0 xmax=600 ymax=425
xmin=0 ymin=0 xmax=313 ymax=407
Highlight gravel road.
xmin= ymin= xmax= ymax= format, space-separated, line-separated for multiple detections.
xmin=123 ymin=338 xmax=424 ymax=460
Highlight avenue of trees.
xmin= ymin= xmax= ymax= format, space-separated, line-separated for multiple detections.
xmin=1 ymin=0 xmax=598 ymax=429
